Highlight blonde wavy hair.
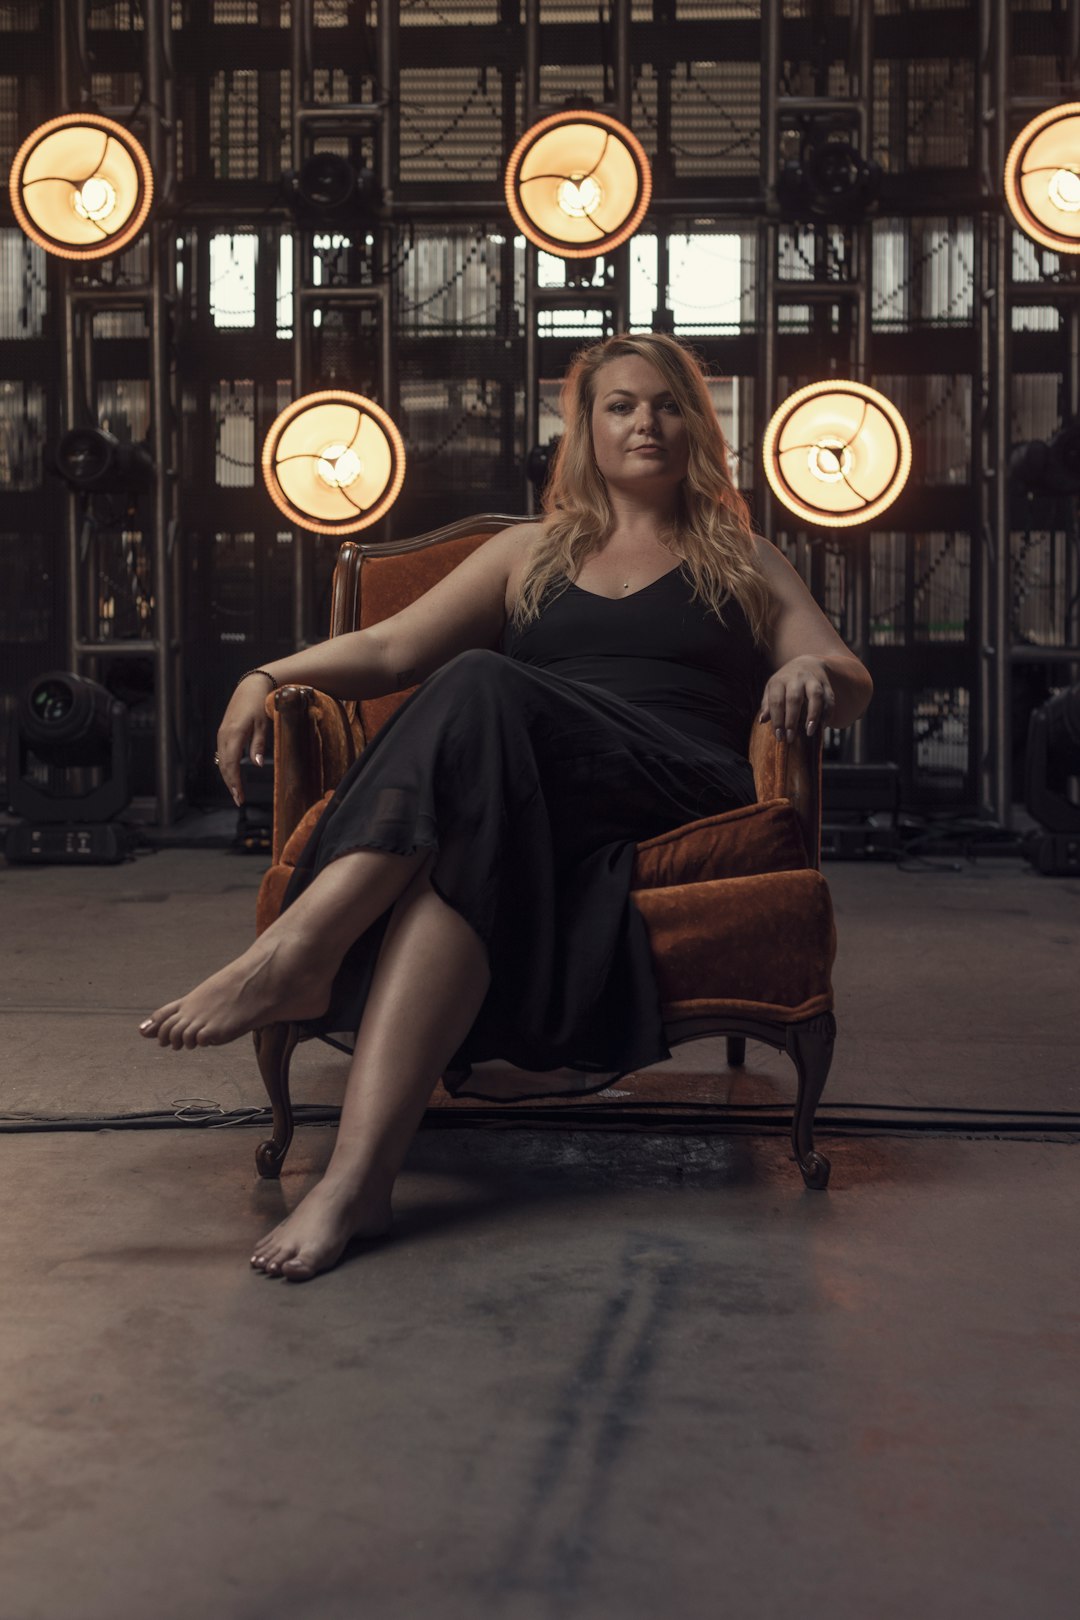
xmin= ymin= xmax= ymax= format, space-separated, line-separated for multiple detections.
xmin=508 ymin=331 xmax=776 ymax=649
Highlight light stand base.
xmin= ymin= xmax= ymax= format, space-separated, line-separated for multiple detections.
xmin=1022 ymin=828 xmax=1080 ymax=877
xmin=4 ymin=822 xmax=136 ymax=865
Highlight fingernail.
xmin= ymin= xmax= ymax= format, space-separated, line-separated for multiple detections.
xmin=775 ymin=726 xmax=784 ymax=741
xmin=139 ymin=1018 xmax=153 ymax=1030
xmin=254 ymin=754 xmax=263 ymax=767
xmin=806 ymin=720 xmax=815 ymax=736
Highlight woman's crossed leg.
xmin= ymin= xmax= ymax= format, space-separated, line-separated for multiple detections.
xmin=249 ymin=851 xmax=491 ymax=1281
xmin=138 ymin=846 xmax=492 ymax=1282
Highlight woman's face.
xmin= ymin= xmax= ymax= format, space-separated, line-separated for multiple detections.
xmin=589 ymin=354 xmax=691 ymax=493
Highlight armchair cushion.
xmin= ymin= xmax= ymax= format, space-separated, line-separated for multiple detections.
xmin=633 ymin=867 xmax=836 ymax=1021
xmin=631 ymin=797 xmax=808 ymax=887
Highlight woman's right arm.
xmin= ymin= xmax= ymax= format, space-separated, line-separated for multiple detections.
xmin=215 ymin=630 xmax=394 ymax=805
xmin=215 ymin=522 xmax=529 ymax=804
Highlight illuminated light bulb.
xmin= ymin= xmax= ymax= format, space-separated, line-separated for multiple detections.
xmin=807 ymin=438 xmax=853 ymax=484
xmin=557 ymin=173 xmax=603 ymax=219
xmin=72 ymin=176 xmax=117 ymax=223
xmin=1047 ymin=168 xmax=1080 ymax=213
xmin=316 ymin=443 xmax=363 ymax=489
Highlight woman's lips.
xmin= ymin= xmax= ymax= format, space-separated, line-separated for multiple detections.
xmin=631 ymin=445 xmax=665 ymax=454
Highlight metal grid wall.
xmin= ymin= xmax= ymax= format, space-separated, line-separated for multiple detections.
xmin=0 ymin=0 xmax=1076 ymax=819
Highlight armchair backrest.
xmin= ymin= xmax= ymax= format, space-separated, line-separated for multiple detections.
xmin=328 ymin=515 xmax=526 ymax=749
xmin=327 ymin=513 xmax=822 ymax=869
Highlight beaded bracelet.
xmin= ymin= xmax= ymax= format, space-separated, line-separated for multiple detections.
xmin=238 ymin=667 xmax=277 ymax=688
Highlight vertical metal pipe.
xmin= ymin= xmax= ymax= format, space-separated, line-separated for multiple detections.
xmin=654 ymin=227 xmax=670 ymax=331
xmin=291 ymin=0 xmax=310 ymax=645
xmin=613 ymin=0 xmax=630 ymax=126
xmin=849 ymin=0 xmax=873 ymax=765
xmin=60 ymin=0 xmax=78 ymax=671
xmin=611 ymin=0 xmax=631 ymax=331
xmin=974 ymin=0 xmax=993 ymax=816
xmin=378 ymin=0 xmax=398 ymax=544
xmin=523 ymin=0 xmax=540 ymax=515
xmin=525 ymin=0 xmax=540 ymax=120
xmin=57 ymin=0 xmax=73 ymax=109
xmin=80 ymin=312 xmax=96 ymax=667
xmin=524 ymin=245 xmax=538 ymax=517
xmin=991 ymin=0 xmax=1011 ymax=827
xmin=757 ymin=0 xmax=780 ymax=547
xmin=63 ymin=296 xmax=80 ymax=672
xmin=145 ymin=0 xmax=179 ymax=821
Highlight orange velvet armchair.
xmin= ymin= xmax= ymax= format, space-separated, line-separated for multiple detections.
xmin=251 ymin=516 xmax=837 ymax=1190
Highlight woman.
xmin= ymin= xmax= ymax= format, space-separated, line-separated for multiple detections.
xmin=140 ymin=332 xmax=872 ymax=1281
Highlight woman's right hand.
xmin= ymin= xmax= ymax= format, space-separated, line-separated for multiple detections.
xmin=215 ymin=675 xmax=273 ymax=806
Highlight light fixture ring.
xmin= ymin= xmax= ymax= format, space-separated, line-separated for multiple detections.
xmin=262 ymin=390 xmax=406 ymax=536
xmin=763 ymin=380 xmax=912 ymax=529
xmin=1004 ymin=101 xmax=1080 ymax=255
xmin=8 ymin=112 xmax=154 ymax=261
xmin=504 ymin=109 xmax=651 ymax=259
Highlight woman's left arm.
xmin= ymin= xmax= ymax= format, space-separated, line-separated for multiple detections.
xmin=753 ymin=537 xmax=874 ymax=740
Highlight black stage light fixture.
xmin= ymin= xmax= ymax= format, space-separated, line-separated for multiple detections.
xmin=5 ymin=671 xmax=133 ymax=864
xmin=778 ymin=122 xmax=882 ymax=223
xmin=1024 ymin=683 xmax=1080 ymax=876
xmin=55 ymin=426 xmax=154 ymax=493
xmin=527 ymin=435 xmax=561 ymax=503
xmin=289 ymin=153 xmax=380 ymax=224
xmin=1008 ymin=421 xmax=1080 ymax=498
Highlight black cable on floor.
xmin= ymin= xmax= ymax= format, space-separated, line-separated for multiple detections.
xmin=1 ymin=1102 xmax=1077 ymax=1138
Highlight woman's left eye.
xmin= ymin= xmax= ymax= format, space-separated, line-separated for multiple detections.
xmin=611 ymin=401 xmax=679 ymax=413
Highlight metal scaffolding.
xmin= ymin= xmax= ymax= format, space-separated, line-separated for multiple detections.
xmin=977 ymin=0 xmax=1080 ymax=829
xmin=287 ymin=0 xmax=397 ymax=647
xmin=757 ymin=0 xmax=875 ymax=771
xmin=57 ymin=0 xmax=182 ymax=825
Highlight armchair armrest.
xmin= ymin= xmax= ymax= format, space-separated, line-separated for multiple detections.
xmin=267 ymin=685 xmax=358 ymax=865
xmin=749 ymin=721 xmax=823 ymax=870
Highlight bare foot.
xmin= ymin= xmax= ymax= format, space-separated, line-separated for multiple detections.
xmin=250 ymin=1178 xmax=393 ymax=1281
xmin=138 ymin=932 xmax=331 ymax=1049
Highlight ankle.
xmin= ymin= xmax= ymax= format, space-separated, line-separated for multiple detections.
xmin=320 ymin=1157 xmax=394 ymax=1213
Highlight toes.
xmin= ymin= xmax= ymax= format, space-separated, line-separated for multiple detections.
xmin=156 ymin=1011 xmax=183 ymax=1048
xmin=142 ymin=1002 xmax=179 ymax=1039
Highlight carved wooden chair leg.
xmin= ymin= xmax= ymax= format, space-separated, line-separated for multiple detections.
xmin=726 ymin=1035 xmax=746 ymax=1068
xmin=253 ymin=1021 xmax=300 ymax=1179
xmin=785 ymin=1011 xmax=836 ymax=1190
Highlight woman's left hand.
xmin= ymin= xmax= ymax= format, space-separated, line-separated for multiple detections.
xmin=758 ymin=655 xmax=835 ymax=741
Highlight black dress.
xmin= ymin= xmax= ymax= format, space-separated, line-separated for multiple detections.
xmin=281 ymin=563 xmax=770 ymax=1099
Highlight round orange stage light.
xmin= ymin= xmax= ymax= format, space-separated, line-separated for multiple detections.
xmin=1004 ymin=102 xmax=1080 ymax=255
xmin=763 ymin=381 xmax=912 ymax=529
xmin=504 ymin=110 xmax=651 ymax=259
xmin=8 ymin=114 xmax=154 ymax=261
xmin=262 ymin=392 xmax=406 ymax=535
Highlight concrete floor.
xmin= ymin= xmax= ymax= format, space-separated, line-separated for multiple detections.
xmin=2 ymin=846 xmax=1078 ymax=1620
